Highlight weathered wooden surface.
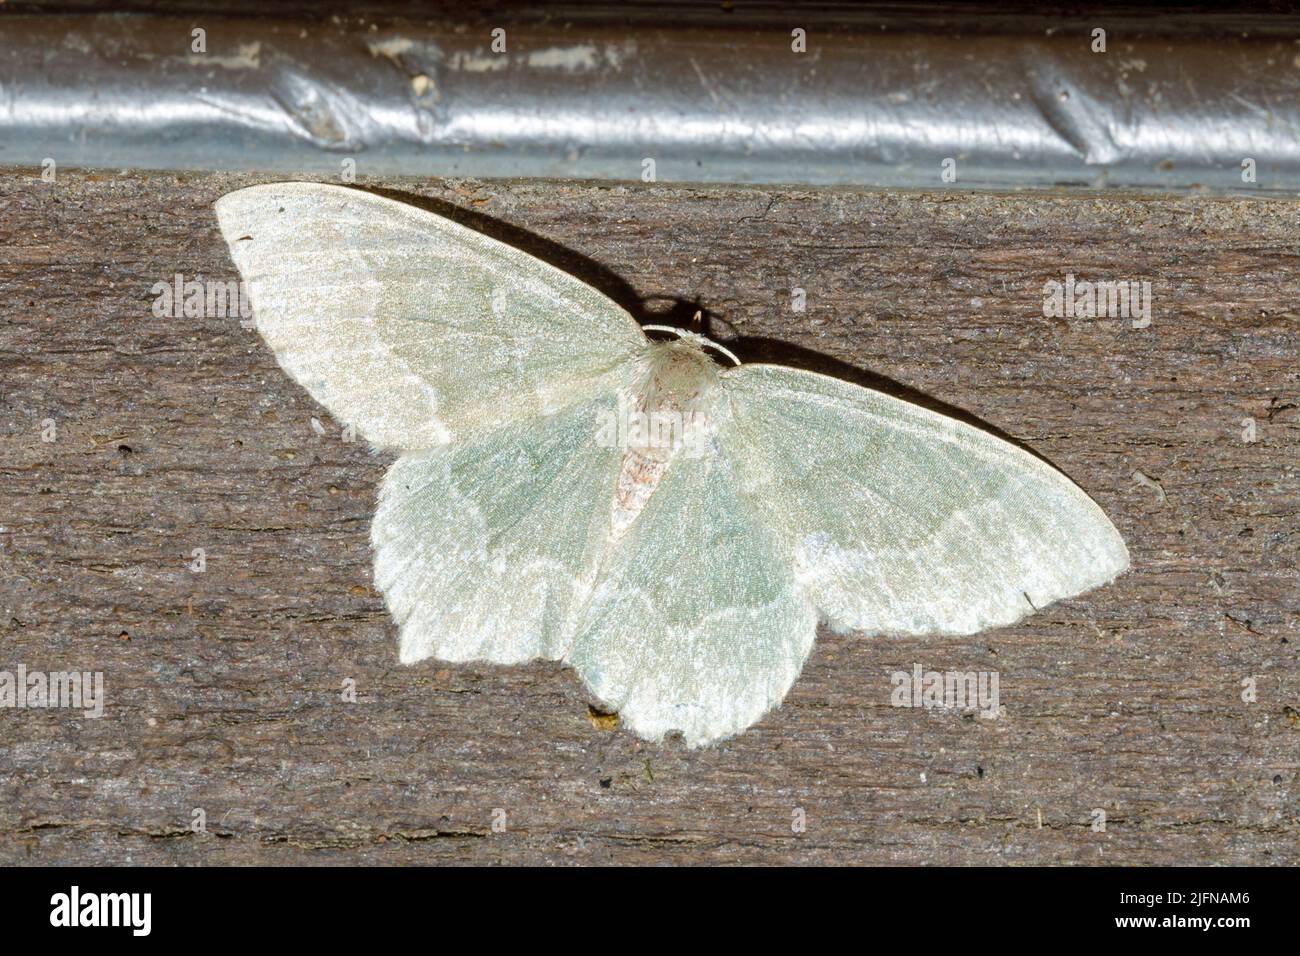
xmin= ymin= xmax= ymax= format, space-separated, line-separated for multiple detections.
xmin=0 ymin=170 xmax=1296 ymax=865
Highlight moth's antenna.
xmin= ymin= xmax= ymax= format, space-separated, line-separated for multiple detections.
xmin=642 ymin=324 xmax=741 ymax=367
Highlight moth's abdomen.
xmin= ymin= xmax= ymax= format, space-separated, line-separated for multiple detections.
xmin=612 ymin=447 xmax=671 ymax=542
xmin=607 ymin=339 xmax=722 ymax=543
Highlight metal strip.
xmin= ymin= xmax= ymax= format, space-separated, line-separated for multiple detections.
xmin=3 ymin=11 xmax=1299 ymax=192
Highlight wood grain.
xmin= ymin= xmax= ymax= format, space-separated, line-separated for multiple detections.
xmin=0 ymin=170 xmax=1296 ymax=865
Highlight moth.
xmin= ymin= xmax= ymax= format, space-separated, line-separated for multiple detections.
xmin=215 ymin=182 xmax=1129 ymax=747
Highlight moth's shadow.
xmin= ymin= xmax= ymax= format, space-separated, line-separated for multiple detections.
xmin=366 ymin=186 xmax=683 ymax=322
xmin=366 ymin=187 xmax=1050 ymax=464
xmin=720 ymin=335 xmax=1050 ymax=463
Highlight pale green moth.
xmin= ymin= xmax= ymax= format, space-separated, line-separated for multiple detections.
xmin=215 ymin=182 xmax=1129 ymax=747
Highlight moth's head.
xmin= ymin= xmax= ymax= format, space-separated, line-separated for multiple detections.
xmin=643 ymin=326 xmax=741 ymax=370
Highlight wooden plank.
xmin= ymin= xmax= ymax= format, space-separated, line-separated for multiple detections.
xmin=1 ymin=170 xmax=1296 ymax=864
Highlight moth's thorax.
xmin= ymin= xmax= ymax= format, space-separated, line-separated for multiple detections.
xmin=640 ymin=336 xmax=723 ymax=407
xmin=609 ymin=338 xmax=725 ymax=542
